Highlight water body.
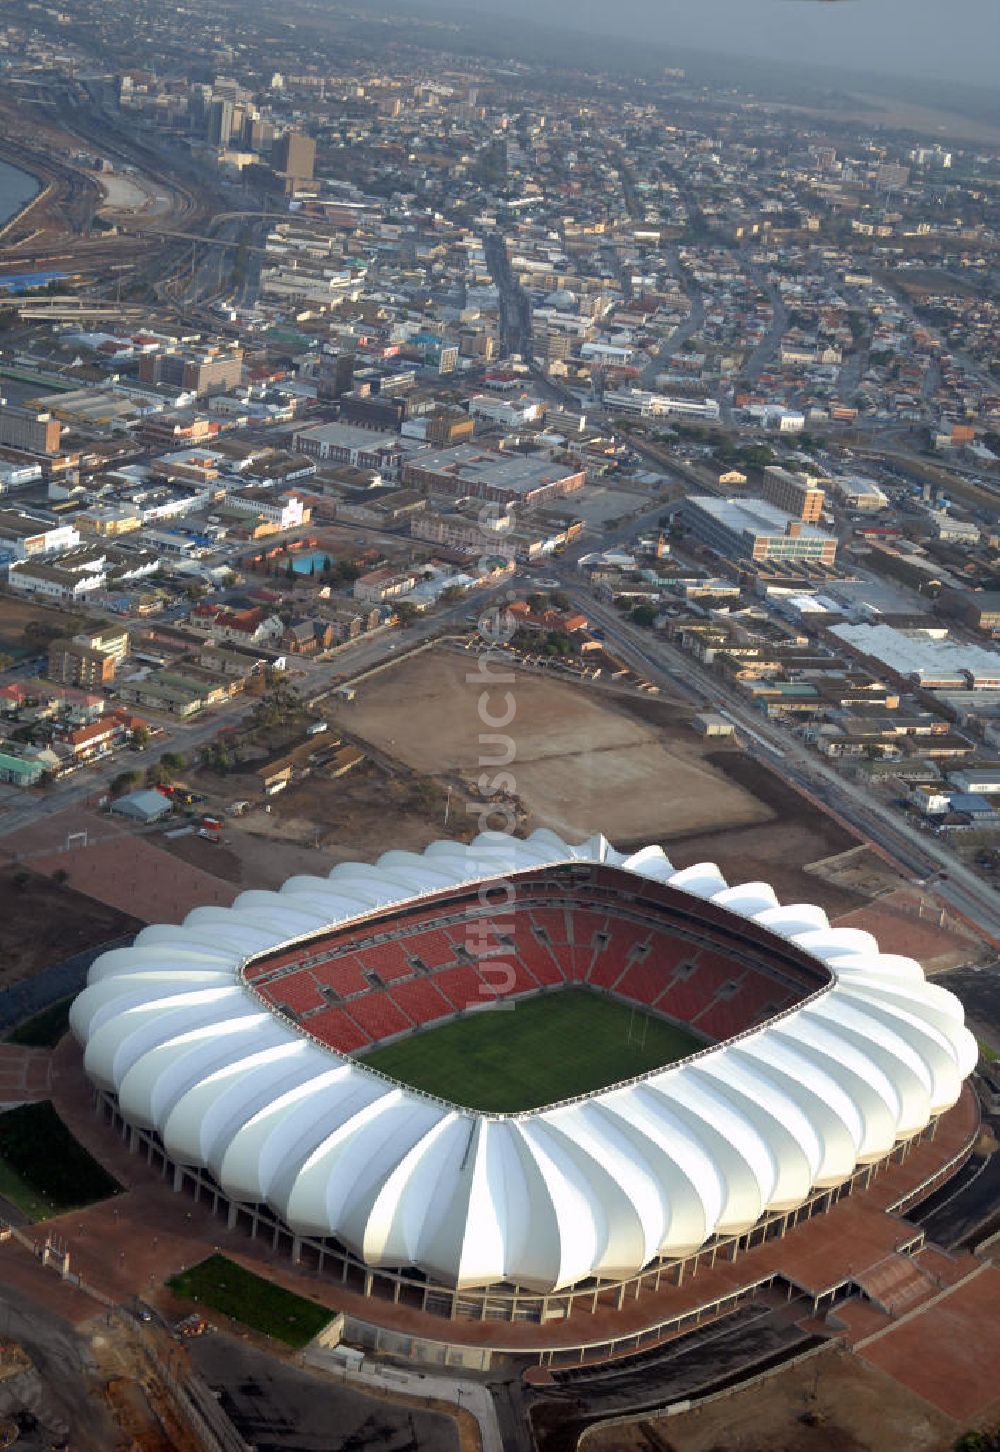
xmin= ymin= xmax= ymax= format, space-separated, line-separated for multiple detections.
xmin=0 ymin=158 xmax=40 ymax=231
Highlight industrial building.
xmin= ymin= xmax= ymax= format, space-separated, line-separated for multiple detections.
xmin=401 ymin=443 xmax=585 ymax=506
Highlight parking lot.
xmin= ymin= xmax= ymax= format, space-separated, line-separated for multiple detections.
xmin=191 ymin=1333 xmax=461 ymax=1452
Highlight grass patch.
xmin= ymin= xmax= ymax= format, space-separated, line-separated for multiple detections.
xmin=169 ymin=1256 xmax=332 ymax=1349
xmin=0 ymin=1101 xmax=121 ymax=1219
xmin=361 ymin=987 xmax=704 ymax=1113
xmin=7 ymin=998 xmax=72 ymax=1048
xmin=978 ymin=1038 xmax=999 ymax=1063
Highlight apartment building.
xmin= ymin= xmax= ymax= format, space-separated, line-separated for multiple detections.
xmin=0 ymin=404 xmax=62 ymax=457
xmin=762 ymin=466 xmax=826 ymax=524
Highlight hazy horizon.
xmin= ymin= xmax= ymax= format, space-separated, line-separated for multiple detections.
xmin=411 ymin=0 xmax=999 ymax=88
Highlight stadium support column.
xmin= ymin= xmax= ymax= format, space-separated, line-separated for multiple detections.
xmin=292 ymin=1236 xmax=302 ymax=1265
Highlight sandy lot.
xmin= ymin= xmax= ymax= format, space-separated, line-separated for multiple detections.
xmin=0 ymin=595 xmax=91 ymax=658
xmin=582 ymin=1345 xmax=956 ymax=1452
xmin=0 ymin=865 xmax=140 ymax=987
xmin=328 ymin=650 xmax=771 ymax=844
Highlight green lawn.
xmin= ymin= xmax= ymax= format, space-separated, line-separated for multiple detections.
xmin=0 ymin=1101 xmax=121 ymax=1219
xmin=7 ymin=998 xmax=72 ymax=1048
xmin=361 ymin=987 xmax=703 ymax=1113
xmin=169 ymin=1256 xmax=332 ymax=1349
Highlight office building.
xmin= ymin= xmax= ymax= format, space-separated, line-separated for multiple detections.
xmin=681 ymin=496 xmax=837 ymax=565
xmin=273 ymin=131 xmax=315 ymax=181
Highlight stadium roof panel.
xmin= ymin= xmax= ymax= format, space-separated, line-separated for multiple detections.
xmin=69 ymin=829 xmax=977 ymax=1294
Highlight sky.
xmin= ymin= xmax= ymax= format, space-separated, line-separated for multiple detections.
xmin=441 ymin=0 xmax=999 ymax=88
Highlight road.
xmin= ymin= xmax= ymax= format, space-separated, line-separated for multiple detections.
xmin=554 ymin=581 xmax=1000 ymax=944
xmin=639 ymin=246 xmax=705 ymax=389
xmin=0 ymin=581 xmax=510 ymax=843
xmin=484 ymin=229 xmax=533 ymax=360
xmin=739 ymin=251 xmax=788 ymax=387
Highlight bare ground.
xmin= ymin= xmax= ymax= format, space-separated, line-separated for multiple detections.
xmin=0 ymin=866 xmax=141 ymax=988
xmin=325 ymin=650 xmax=771 ymax=845
xmin=580 ymin=1345 xmax=956 ymax=1452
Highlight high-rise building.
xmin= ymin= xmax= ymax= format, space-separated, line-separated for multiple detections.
xmin=206 ymin=98 xmax=235 ymax=147
xmin=273 ymin=131 xmax=315 ymax=181
xmin=762 ymin=466 xmax=826 ymax=524
xmin=0 ymin=404 xmax=62 ymax=456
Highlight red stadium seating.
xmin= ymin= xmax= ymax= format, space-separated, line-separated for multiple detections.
xmin=514 ymin=934 xmax=566 ymax=987
xmin=588 ymin=923 xmax=651 ymax=990
xmin=615 ymin=957 xmax=674 ymax=1007
xmin=303 ymin=1007 xmax=371 ymax=1053
xmin=693 ymin=991 xmax=753 ymax=1041
xmin=530 ymin=908 xmax=571 ymax=944
xmin=347 ymin=993 xmax=411 ymax=1041
xmin=269 ymin=974 xmax=323 ymax=1017
xmin=390 ymin=978 xmax=453 ymax=1028
xmin=473 ymin=955 xmax=538 ymax=997
xmin=656 ymin=957 xmax=736 ymax=1023
xmin=435 ymin=965 xmax=489 ymax=1012
xmin=249 ymin=881 xmax=809 ymax=1055
xmin=357 ymin=940 xmax=412 ymax=982
xmin=312 ymin=956 xmax=370 ymax=999
xmin=406 ymin=929 xmax=456 ymax=970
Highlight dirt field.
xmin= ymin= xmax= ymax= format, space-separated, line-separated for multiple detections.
xmin=28 ymin=834 xmax=238 ymax=925
xmin=0 ymin=595 xmax=92 ymax=660
xmin=0 ymin=865 xmax=141 ymax=987
xmin=646 ymin=749 xmax=874 ymax=918
xmin=584 ymin=1345 xmax=957 ymax=1452
xmin=327 ymin=651 xmax=771 ymax=844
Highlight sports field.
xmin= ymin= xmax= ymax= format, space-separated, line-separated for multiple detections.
xmin=362 ymin=988 xmax=703 ymax=1112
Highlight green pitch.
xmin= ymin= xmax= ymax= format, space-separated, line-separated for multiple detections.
xmin=361 ymin=987 xmax=704 ymax=1113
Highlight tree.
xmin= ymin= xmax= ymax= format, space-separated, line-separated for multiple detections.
xmin=110 ymin=770 xmax=139 ymax=798
xmin=131 ymin=726 xmax=150 ymax=750
xmin=629 ymin=604 xmax=657 ymax=628
xmin=393 ymin=601 xmax=417 ymax=626
xmin=160 ymin=751 xmax=185 ymax=773
xmin=201 ymin=741 xmax=233 ymax=774
xmin=322 ymin=555 xmax=333 ymax=576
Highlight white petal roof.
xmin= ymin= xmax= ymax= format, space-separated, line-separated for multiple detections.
xmin=70 ymin=829 xmax=977 ymax=1294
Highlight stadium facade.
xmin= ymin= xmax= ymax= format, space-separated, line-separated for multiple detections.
xmin=71 ymin=829 xmax=977 ymax=1345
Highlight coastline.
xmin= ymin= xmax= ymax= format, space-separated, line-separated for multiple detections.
xmin=0 ymin=147 xmax=51 ymax=250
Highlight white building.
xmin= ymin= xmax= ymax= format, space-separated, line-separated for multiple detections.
xmin=225 ymin=491 xmax=306 ymax=531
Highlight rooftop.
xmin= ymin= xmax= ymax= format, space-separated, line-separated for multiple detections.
xmin=687 ymin=495 xmax=833 ymax=542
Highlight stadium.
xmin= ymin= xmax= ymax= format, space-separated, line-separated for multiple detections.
xmin=70 ymin=828 xmax=978 ymax=1363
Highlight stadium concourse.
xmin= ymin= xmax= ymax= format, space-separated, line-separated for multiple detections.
xmin=69 ymin=829 xmax=978 ymax=1357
